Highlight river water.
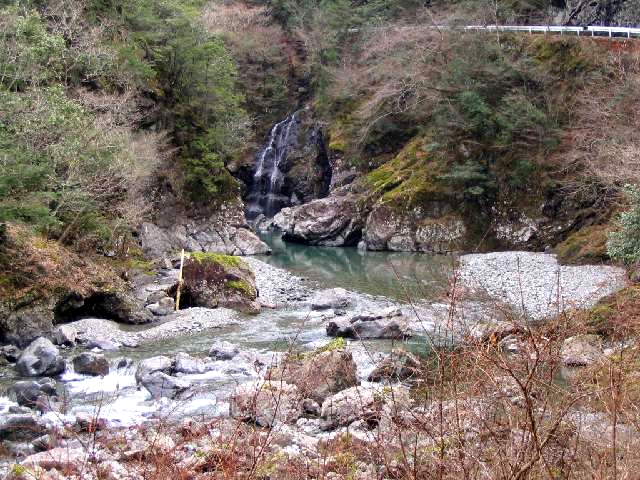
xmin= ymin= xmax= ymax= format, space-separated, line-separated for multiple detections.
xmin=0 ymin=238 xmax=627 ymax=431
xmin=0 ymin=238 xmax=456 ymax=428
xmin=257 ymin=233 xmax=453 ymax=302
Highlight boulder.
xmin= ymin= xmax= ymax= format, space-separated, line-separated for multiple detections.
xmin=320 ymin=385 xmax=411 ymax=430
xmin=181 ymin=253 xmax=260 ymax=314
xmin=22 ymin=447 xmax=86 ymax=472
xmin=368 ymin=349 xmax=422 ymax=382
xmin=73 ymin=352 xmax=109 ymax=376
xmin=51 ymin=325 xmax=77 ymax=346
xmin=561 ymin=335 xmax=604 ymax=367
xmin=135 ymin=356 xmax=173 ymax=383
xmin=85 ymin=338 xmax=120 ymax=351
xmin=208 ymin=341 xmax=239 ymax=360
xmin=273 ymin=194 xmax=364 ymax=247
xmin=147 ymin=297 xmax=175 ymax=316
xmin=326 ymin=314 xmax=411 ymax=340
xmin=15 ymin=338 xmax=65 ymax=377
xmin=466 ymin=321 xmax=522 ymax=344
xmin=146 ymin=289 xmax=169 ymax=306
xmin=8 ymin=379 xmax=57 ymax=408
xmin=174 ymin=352 xmax=209 ymax=374
xmin=269 ymin=349 xmax=359 ymax=403
xmin=0 ymin=344 xmax=21 ymax=362
xmin=0 ymin=414 xmax=48 ymax=441
xmin=230 ymin=380 xmax=302 ymax=427
xmin=310 ymin=288 xmax=352 ymax=311
xmin=140 ymin=372 xmax=191 ymax=399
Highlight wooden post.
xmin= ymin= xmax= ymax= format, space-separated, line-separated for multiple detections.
xmin=175 ymin=249 xmax=185 ymax=311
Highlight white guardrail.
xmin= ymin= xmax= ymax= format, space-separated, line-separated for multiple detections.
xmin=464 ymin=25 xmax=640 ymax=38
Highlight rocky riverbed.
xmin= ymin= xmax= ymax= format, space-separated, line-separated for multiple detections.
xmin=0 ymin=248 xmax=630 ymax=477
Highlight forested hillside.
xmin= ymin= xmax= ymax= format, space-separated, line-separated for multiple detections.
xmin=1 ymin=0 xmax=639 ymax=261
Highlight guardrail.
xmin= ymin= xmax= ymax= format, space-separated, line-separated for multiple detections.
xmin=464 ymin=25 xmax=640 ymax=38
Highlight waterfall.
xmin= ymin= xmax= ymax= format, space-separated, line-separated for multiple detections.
xmin=246 ymin=112 xmax=300 ymax=221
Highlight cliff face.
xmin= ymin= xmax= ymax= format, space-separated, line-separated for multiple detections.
xmin=558 ymin=0 xmax=640 ymax=26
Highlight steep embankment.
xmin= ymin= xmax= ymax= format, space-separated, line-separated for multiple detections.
xmin=268 ymin=31 xmax=640 ymax=260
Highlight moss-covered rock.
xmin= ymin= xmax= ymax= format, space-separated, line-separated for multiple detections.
xmin=181 ymin=253 xmax=260 ymax=314
xmin=555 ymin=224 xmax=610 ymax=265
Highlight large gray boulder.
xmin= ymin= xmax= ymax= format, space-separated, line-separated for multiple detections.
xmin=51 ymin=325 xmax=77 ymax=346
xmin=138 ymin=198 xmax=270 ymax=259
xmin=268 ymin=349 xmax=359 ymax=403
xmin=273 ymin=194 xmax=364 ymax=247
xmin=135 ymin=355 xmax=173 ymax=383
xmin=230 ymin=380 xmax=302 ymax=427
xmin=15 ymin=337 xmax=65 ymax=377
xmin=320 ymin=385 xmax=411 ymax=431
xmin=310 ymin=288 xmax=352 ymax=311
xmin=208 ymin=341 xmax=239 ymax=360
xmin=174 ymin=352 xmax=210 ymax=374
xmin=8 ymin=378 xmax=57 ymax=407
xmin=73 ymin=352 xmax=109 ymax=376
xmin=368 ymin=349 xmax=422 ymax=382
xmin=140 ymin=372 xmax=191 ymax=399
xmin=0 ymin=414 xmax=48 ymax=441
xmin=326 ymin=309 xmax=411 ymax=340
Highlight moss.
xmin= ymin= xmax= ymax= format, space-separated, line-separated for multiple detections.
xmin=555 ymin=224 xmax=610 ymax=265
xmin=191 ymin=252 xmax=248 ymax=270
xmin=314 ymin=337 xmax=347 ymax=354
xmin=532 ymin=37 xmax=599 ymax=77
xmin=364 ymin=136 xmax=452 ymax=210
xmin=574 ymin=286 xmax=640 ymax=338
xmin=226 ymin=279 xmax=256 ymax=297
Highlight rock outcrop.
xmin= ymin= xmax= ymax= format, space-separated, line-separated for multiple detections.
xmin=273 ymin=193 xmax=364 ymax=246
xmin=0 ymin=224 xmax=151 ymax=345
xmin=364 ymin=204 xmax=467 ymax=253
xmin=180 ymin=253 xmax=261 ymax=314
xmin=139 ymin=198 xmax=269 ymax=259
xmin=558 ymin=0 xmax=640 ymax=26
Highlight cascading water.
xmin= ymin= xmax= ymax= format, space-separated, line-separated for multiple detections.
xmin=246 ymin=111 xmax=300 ymax=221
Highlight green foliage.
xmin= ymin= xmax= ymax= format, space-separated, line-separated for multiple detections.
xmin=314 ymin=337 xmax=347 ymax=354
xmin=439 ymin=161 xmax=496 ymax=199
xmin=111 ymin=0 xmax=249 ymax=201
xmin=0 ymin=7 xmax=66 ymax=90
xmin=608 ymin=186 xmax=640 ymax=264
xmin=185 ymin=153 xmax=239 ymax=200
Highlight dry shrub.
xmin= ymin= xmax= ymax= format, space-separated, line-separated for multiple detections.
xmin=553 ymin=40 xmax=640 ymax=201
xmin=202 ymin=2 xmax=270 ymax=34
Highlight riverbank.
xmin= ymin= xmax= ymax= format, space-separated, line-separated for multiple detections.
xmin=0 ymin=248 xmax=633 ymax=478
